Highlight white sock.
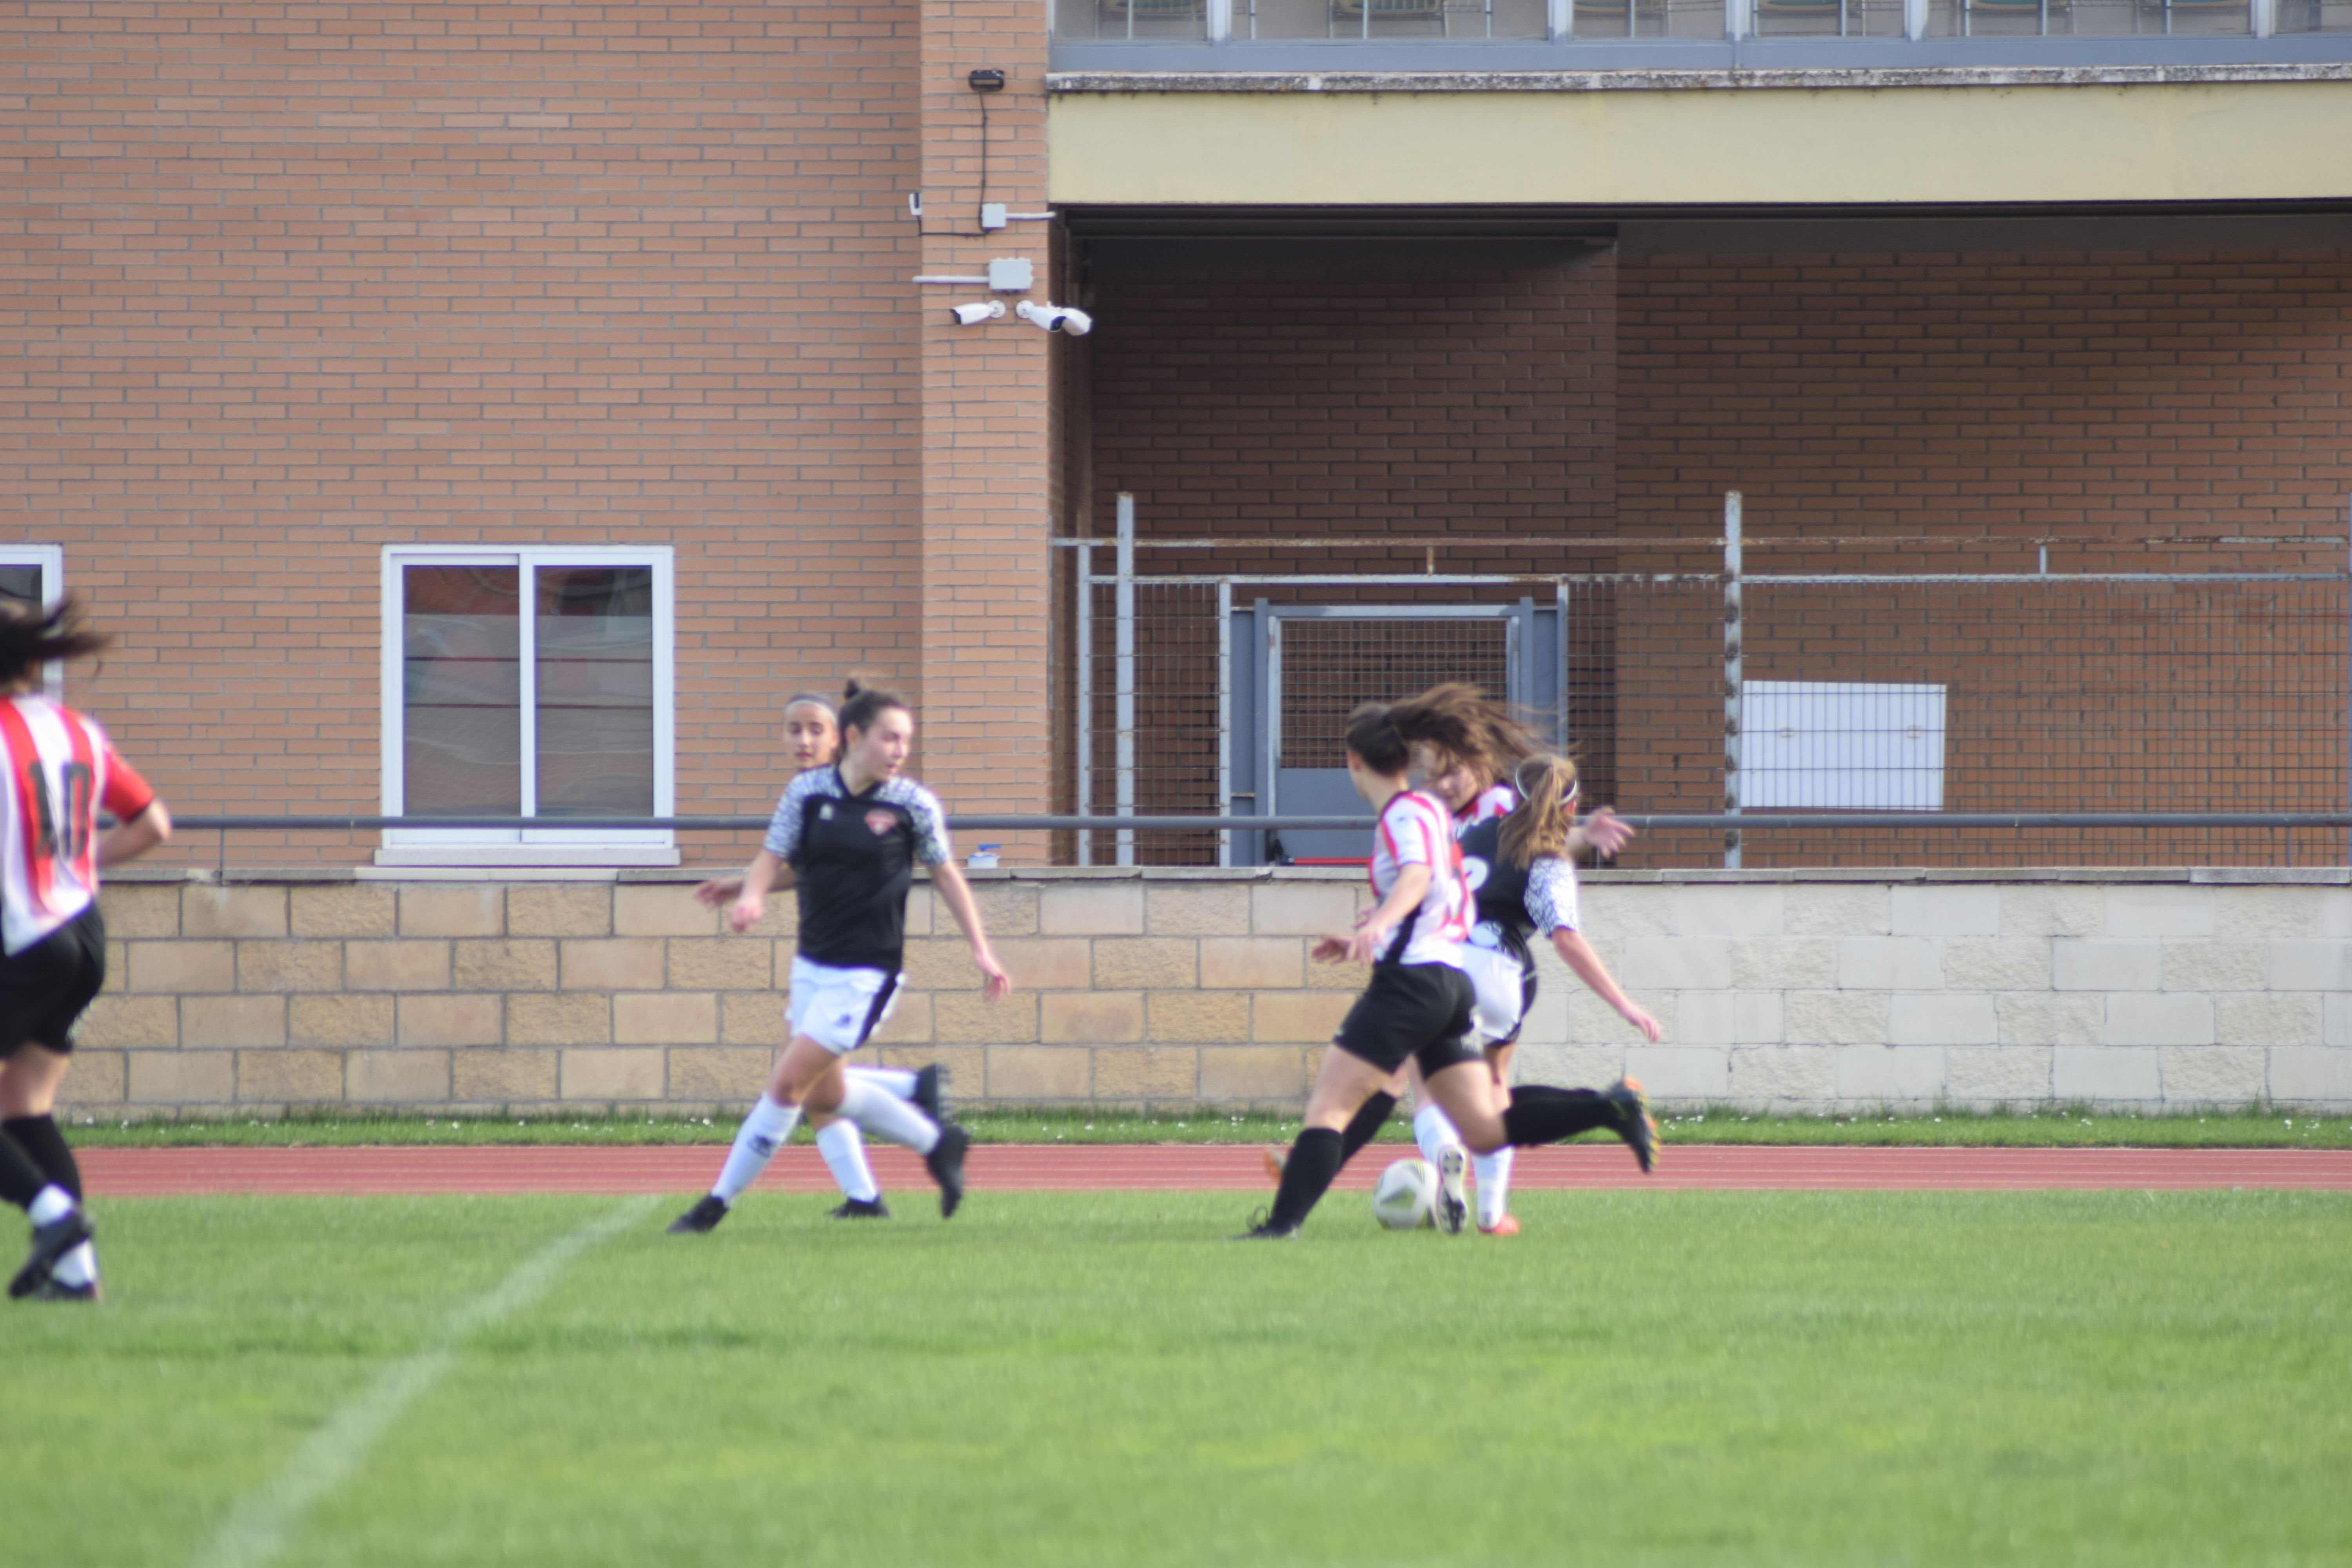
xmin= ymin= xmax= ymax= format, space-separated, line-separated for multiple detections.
xmin=711 ymin=1095 xmax=802 ymax=1203
xmin=26 ymin=1185 xmax=74 ymax=1227
xmin=837 ymin=1074 xmax=940 ymax=1156
xmin=815 ymin=1120 xmax=881 ymax=1203
xmin=848 ymin=1066 xmax=918 ymax=1098
xmin=1474 ymin=1147 xmax=1514 ymax=1229
xmin=1412 ymin=1105 xmax=1462 ymax=1168
xmin=52 ymin=1240 xmax=96 ymax=1289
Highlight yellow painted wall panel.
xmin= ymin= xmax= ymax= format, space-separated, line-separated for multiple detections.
xmin=1047 ymin=82 xmax=2352 ymax=206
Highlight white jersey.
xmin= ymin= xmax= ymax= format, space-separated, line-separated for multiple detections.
xmin=1461 ymin=782 xmax=1519 ymax=827
xmin=0 ymin=696 xmax=155 ymax=956
xmin=1369 ymin=789 xmax=1470 ymax=969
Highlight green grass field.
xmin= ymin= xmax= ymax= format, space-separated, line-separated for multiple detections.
xmin=60 ymin=1102 xmax=2352 ymax=1149
xmin=16 ymin=1190 xmax=2351 ymax=1566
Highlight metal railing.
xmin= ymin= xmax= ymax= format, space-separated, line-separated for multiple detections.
xmin=1057 ymin=492 xmax=2352 ymax=871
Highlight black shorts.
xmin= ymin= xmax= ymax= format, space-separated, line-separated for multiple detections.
xmin=0 ymin=904 xmax=107 ymax=1059
xmin=1332 ymin=961 xmax=1479 ymax=1080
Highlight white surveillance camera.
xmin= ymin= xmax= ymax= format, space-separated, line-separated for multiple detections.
xmin=948 ymin=300 xmax=1005 ymax=327
xmin=1014 ymin=300 xmax=1093 ymax=337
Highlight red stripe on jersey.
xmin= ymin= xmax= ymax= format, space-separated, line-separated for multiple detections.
xmin=100 ymin=744 xmax=153 ymax=822
xmin=64 ymin=711 xmax=99 ymax=893
xmin=0 ymin=702 xmax=55 ymax=916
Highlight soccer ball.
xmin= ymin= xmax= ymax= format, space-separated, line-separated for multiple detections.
xmin=1371 ymin=1158 xmax=1439 ymax=1230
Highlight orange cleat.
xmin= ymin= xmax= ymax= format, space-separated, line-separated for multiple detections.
xmin=1478 ymin=1214 xmax=1520 ymax=1238
xmin=1261 ymin=1146 xmax=1286 ymax=1186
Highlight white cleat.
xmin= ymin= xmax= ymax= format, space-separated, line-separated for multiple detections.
xmin=1434 ymin=1144 xmax=1470 ymax=1235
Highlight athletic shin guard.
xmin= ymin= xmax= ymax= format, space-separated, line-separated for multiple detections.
xmin=2 ymin=1115 xmax=80 ymax=1200
xmin=1337 ymin=1092 xmax=1397 ymax=1165
xmin=1267 ymin=1127 xmax=1345 ymax=1232
xmin=1499 ymin=1086 xmax=1615 ymax=1147
xmin=711 ymin=1095 xmax=802 ymax=1203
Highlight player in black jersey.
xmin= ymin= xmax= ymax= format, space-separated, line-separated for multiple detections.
xmin=1446 ymin=754 xmax=1661 ymax=1233
xmin=693 ymin=693 xmax=945 ymax=1220
xmin=671 ymin=682 xmax=1011 ymax=1234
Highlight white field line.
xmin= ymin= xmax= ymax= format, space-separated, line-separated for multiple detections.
xmin=190 ymin=1194 xmax=658 ymax=1568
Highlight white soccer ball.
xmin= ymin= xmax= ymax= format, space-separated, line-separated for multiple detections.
xmin=1371 ymin=1157 xmax=1439 ymax=1230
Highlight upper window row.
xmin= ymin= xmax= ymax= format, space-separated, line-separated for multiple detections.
xmin=1054 ymin=0 xmax=2348 ymax=42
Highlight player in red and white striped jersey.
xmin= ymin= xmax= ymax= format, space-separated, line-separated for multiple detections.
xmin=0 ymin=602 xmax=173 ymax=1303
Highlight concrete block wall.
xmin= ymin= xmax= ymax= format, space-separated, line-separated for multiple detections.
xmin=64 ymin=868 xmax=2352 ymax=1118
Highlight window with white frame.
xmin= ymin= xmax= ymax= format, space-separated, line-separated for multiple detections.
xmin=379 ymin=546 xmax=675 ymax=866
xmin=0 ymin=547 xmax=65 ymax=696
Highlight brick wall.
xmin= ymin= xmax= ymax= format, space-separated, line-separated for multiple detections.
xmin=1617 ymin=248 xmax=2352 ymax=566
xmin=1085 ymin=242 xmax=1619 ymax=570
xmin=0 ymin=2 xmax=929 ymax=844
xmin=67 ymin=868 xmax=2352 ymax=1116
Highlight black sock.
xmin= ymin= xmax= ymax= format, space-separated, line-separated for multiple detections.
xmin=1266 ymin=1127 xmax=1345 ymax=1232
xmin=1337 ymin=1092 xmax=1396 ymax=1166
xmin=0 ymin=1129 xmax=48 ymax=1210
xmin=2 ymin=1115 xmax=78 ymax=1201
xmin=1500 ymin=1086 xmax=1616 ymax=1147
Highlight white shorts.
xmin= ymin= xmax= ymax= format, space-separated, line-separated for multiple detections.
xmin=786 ymin=956 xmax=903 ymax=1055
xmin=1461 ymin=943 xmax=1530 ymax=1048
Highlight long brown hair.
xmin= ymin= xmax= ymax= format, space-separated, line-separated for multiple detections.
xmin=0 ymin=597 xmax=109 ymax=690
xmin=1498 ymin=753 xmax=1580 ymax=870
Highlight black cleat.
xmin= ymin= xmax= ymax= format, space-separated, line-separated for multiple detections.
xmin=9 ymin=1206 xmax=93 ymax=1300
xmin=910 ymin=1062 xmax=946 ymax=1125
xmin=1606 ymin=1076 xmax=1660 ymax=1174
xmin=1230 ymin=1209 xmax=1300 ymax=1241
xmin=924 ymin=1123 xmax=970 ymax=1218
xmin=829 ymin=1197 xmax=892 ymax=1220
xmin=666 ymin=1195 xmax=730 ymax=1234
xmin=28 ymin=1273 xmax=100 ymax=1303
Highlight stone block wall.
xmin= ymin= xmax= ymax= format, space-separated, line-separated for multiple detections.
xmin=65 ymin=868 xmax=2352 ymax=1118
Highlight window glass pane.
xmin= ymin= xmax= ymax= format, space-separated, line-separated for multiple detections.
xmin=533 ymin=566 xmax=655 ymax=817
xmin=403 ymin=565 xmax=521 ymax=816
xmin=0 ymin=565 xmax=43 ymax=608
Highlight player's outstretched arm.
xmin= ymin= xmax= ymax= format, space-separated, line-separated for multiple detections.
xmin=1550 ymin=927 xmax=1662 ymax=1042
xmin=695 ymin=859 xmax=795 ymax=909
xmin=723 ymin=849 xmax=787 ymax=933
xmin=928 ymin=859 xmax=1011 ymax=1000
xmin=1565 ymin=806 xmax=1635 ymax=862
xmin=98 ymin=799 xmax=171 ymax=868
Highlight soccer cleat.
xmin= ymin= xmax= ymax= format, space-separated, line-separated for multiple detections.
xmin=1606 ymin=1076 xmax=1660 ymax=1174
xmin=1434 ymin=1145 xmax=1470 ymax=1235
xmin=27 ymin=1273 xmax=100 ymax=1303
xmin=1260 ymin=1146 xmax=1286 ymax=1186
xmin=1478 ymin=1214 xmax=1521 ymax=1238
xmin=1230 ymin=1209 xmax=1299 ymax=1241
xmin=9 ymin=1205 xmax=93 ymax=1300
xmin=828 ymin=1197 xmax=891 ymax=1220
xmin=924 ymin=1123 xmax=970 ymax=1218
xmin=666 ymin=1195 xmax=730 ymax=1234
xmin=910 ymin=1062 xmax=946 ymax=1125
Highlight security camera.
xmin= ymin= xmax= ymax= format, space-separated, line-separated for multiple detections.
xmin=1014 ymin=300 xmax=1093 ymax=337
xmin=949 ymin=300 xmax=1006 ymax=327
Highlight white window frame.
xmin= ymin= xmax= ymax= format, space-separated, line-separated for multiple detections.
xmin=378 ymin=544 xmax=676 ymax=867
xmin=0 ymin=546 xmax=67 ymax=698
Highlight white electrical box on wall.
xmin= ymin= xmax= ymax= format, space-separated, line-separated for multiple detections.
xmin=1744 ymin=681 xmax=1947 ymax=811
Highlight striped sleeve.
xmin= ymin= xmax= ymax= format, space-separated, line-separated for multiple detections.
xmin=899 ymin=781 xmax=953 ymax=866
xmin=1525 ymin=857 xmax=1580 ymax=934
xmin=1382 ymin=796 xmax=1439 ymax=866
xmin=761 ymin=771 xmax=822 ymax=861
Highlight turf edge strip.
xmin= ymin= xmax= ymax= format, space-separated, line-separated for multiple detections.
xmin=186 ymin=1194 xmax=659 ymax=1568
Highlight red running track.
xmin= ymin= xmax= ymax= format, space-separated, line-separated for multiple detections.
xmin=77 ymin=1144 xmax=2352 ymax=1198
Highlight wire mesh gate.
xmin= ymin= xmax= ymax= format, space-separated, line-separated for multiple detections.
xmin=1062 ymin=493 xmax=2352 ymax=870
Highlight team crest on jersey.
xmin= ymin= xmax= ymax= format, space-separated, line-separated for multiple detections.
xmin=864 ymin=809 xmax=896 ymax=837
xmin=818 ymin=803 xmax=834 ymax=820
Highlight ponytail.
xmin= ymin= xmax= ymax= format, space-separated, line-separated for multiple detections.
xmin=838 ymin=677 xmax=909 ymax=737
xmin=1498 ymin=754 xmax=1580 ymax=869
xmin=0 ymin=597 xmax=109 ymax=689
